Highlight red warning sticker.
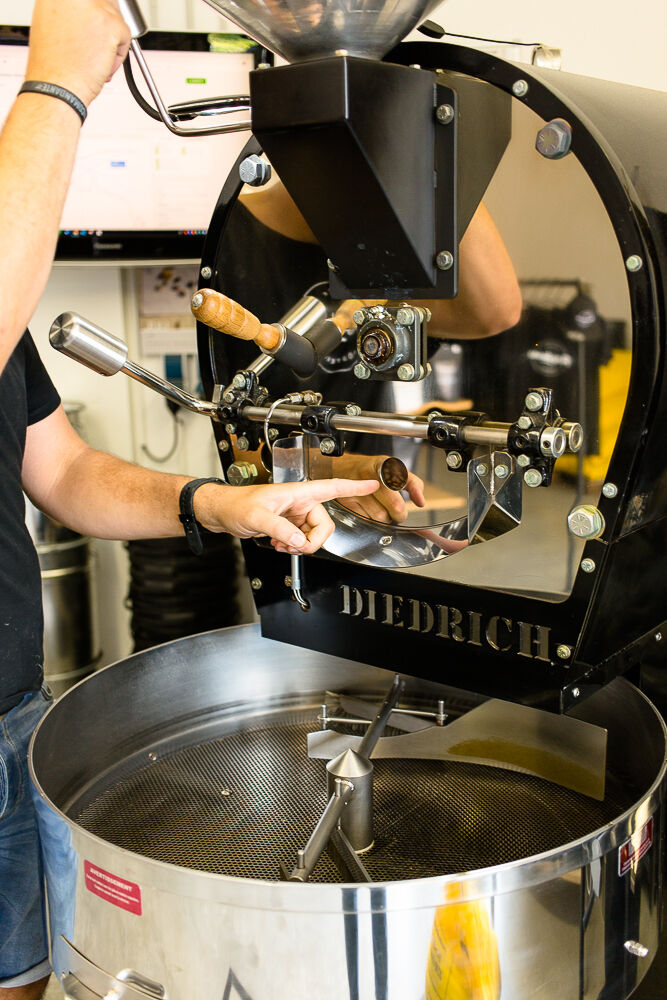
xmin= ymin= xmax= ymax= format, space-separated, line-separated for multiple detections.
xmin=618 ymin=817 xmax=654 ymax=877
xmin=84 ymin=860 xmax=143 ymax=915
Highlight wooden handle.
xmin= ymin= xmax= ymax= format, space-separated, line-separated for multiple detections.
xmin=191 ymin=288 xmax=280 ymax=351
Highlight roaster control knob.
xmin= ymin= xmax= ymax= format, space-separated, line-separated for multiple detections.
xmin=567 ymin=504 xmax=606 ymax=539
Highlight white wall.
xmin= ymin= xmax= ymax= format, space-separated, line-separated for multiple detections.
xmin=2 ymin=0 xmax=664 ymax=662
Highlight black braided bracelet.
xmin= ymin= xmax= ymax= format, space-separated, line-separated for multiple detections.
xmin=178 ymin=477 xmax=226 ymax=556
xmin=18 ymin=81 xmax=87 ymax=124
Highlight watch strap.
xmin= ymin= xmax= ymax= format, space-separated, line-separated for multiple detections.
xmin=179 ymin=477 xmax=225 ymax=555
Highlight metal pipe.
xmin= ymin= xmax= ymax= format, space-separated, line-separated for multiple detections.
xmin=358 ymin=675 xmax=404 ymax=758
xmin=288 ymin=778 xmax=354 ymax=882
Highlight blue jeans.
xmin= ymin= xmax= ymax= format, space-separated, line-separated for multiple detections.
xmin=0 ymin=687 xmax=53 ymax=987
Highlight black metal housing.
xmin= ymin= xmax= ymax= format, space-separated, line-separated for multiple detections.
xmin=198 ymin=42 xmax=667 ymax=712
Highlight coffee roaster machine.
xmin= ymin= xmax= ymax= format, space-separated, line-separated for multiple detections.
xmin=32 ymin=0 xmax=667 ymax=998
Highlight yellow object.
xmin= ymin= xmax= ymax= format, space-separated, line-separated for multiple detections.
xmin=425 ymin=883 xmax=501 ymax=1000
xmin=558 ymin=348 xmax=632 ymax=483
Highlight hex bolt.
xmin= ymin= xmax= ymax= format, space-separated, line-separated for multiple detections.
xmin=571 ymin=687 xmax=580 ymax=698
xmin=436 ymin=250 xmax=454 ymax=270
xmin=191 ymin=291 xmax=203 ymax=309
xmin=268 ymin=427 xmax=280 ymax=440
xmin=225 ymin=422 xmax=236 ymax=435
xmin=345 ymin=404 xmax=361 ymax=416
xmin=524 ymin=469 xmax=543 ymax=488
xmin=232 ymin=373 xmax=246 ymax=389
xmin=624 ymin=941 xmax=650 ymax=958
xmin=557 ymin=644 xmax=572 ymax=660
xmin=446 ymin=451 xmax=463 ymax=470
xmin=396 ymin=306 xmax=415 ymax=326
xmin=200 ymin=265 xmax=212 ymax=280
xmin=250 ymin=578 xmax=263 ymax=591
xmin=512 ymin=79 xmax=529 ymax=97
xmin=284 ymin=576 xmax=293 ymax=587
xmin=148 ymin=751 xmax=157 ymax=761
xmin=239 ymin=154 xmax=272 ymax=187
xmin=236 ymin=436 xmax=249 ymax=451
xmin=517 ymin=454 xmax=531 ymax=468
xmin=223 ymin=391 xmax=235 ymax=404
xmin=602 ymin=482 xmax=618 ymax=498
xmin=477 ymin=463 xmax=489 ymax=477
xmin=495 ymin=464 xmax=510 ymax=479
xmin=436 ymin=103 xmax=455 ymax=124
xmin=354 ymin=363 xmax=370 ymax=380
xmin=218 ymin=440 xmax=229 ymax=452
xmin=625 ymin=254 xmax=643 ymax=272
xmin=379 ymin=535 xmax=393 ymax=546
xmin=227 ymin=462 xmax=258 ymax=486
xmin=352 ymin=309 xmax=366 ymax=325
xmin=320 ymin=438 xmax=336 ymax=455
xmin=581 ymin=558 xmax=596 ymax=573
xmin=567 ymin=504 xmax=606 ymax=539
xmin=397 ymin=364 xmax=415 ymax=381
xmin=535 ymin=118 xmax=572 ymax=159
xmin=517 ymin=415 xmax=532 ymax=430
xmin=525 ymin=391 xmax=544 ymax=412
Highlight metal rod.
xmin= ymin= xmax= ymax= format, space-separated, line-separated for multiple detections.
xmin=123 ymin=361 xmax=218 ymax=415
xmin=358 ymin=675 xmax=404 ymax=759
xmin=288 ymin=778 xmax=354 ymax=882
xmin=130 ymin=40 xmax=252 ymax=137
xmin=330 ymin=828 xmax=373 ymax=883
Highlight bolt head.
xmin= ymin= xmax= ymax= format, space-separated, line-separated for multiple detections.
xmin=236 ymin=436 xmax=249 ymax=451
xmin=200 ymin=265 xmax=212 ymax=280
xmin=517 ymin=415 xmax=532 ymax=430
xmin=232 ymin=373 xmax=246 ymax=389
xmin=268 ymin=427 xmax=279 ymax=440
xmin=345 ymin=404 xmax=361 ymax=416
xmin=656 ymin=632 xmax=663 ymax=642
xmin=225 ymin=423 xmax=236 ymax=434
xmin=524 ymin=468 xmax=543 ymax=488
xmin=567 ymin=504 xmax=605 ymax=539
xmin=320 ymin=438 xmax=336 ymax=455
xmin=571 ymin=687 xmax=580 ymax=698
xmin=446 ymin=451 xmax=463 ymax=470
xmin=436 ymin=250 xmax=454 ymax=270
xmin=525 ymin=391 xmax=544 ymax=412
xmin=223 ymin=391 xmax=235 ymax=404
xmin=477 ymin=463 xmax=489 ymax=477
xmin=602 ymin=482 xmax=618 ymax=499
xmin=396 ymin=306 xmax=415 ymax=326
xmin=218 ymin=440 xmax=229 ymax=452
xmin=535 ymin=118 xmax=572 ymax=159
xmin=624 ymin=941 xmax=650 ymax=958
xmin=517 ymin=454 xmax=531 ymax=468
xmin=227 ymin=462 xmax=258 ymax=485
xmin=495 ymin=463 xmax=510 ymax=479
xmin=239 ymin=154 xmax=271 ymax=187
xmin=191 ymin=291 xmax=203 ymax=309
xmin=352 ymin=309 xmax=366 ymax=325
xmin=284 ymin=576 xmax=292 ymax=587
xmin=220 ymin=788 xmax=233 ymax=797
xmin=354 ymin=363 xmax=371 ymax=380
xmin=512 ymin=79 xmax=529 ymax=97
xmin=397 ymin=363 xmax=415 ymax=381
xmin=250 ymin=578 xmax=262 ymax=590
xmin=436 ymin=103 xmax=455 ymax=124
xmin=557 ymin=644 xmax=572 ymax=660
xmin=625 ymin=254 xmax=643 ymax=272
xmin=581 ymin=558 xmax=596 ymax=573
xmin=379 ymin=535 xmax=393 ymax=547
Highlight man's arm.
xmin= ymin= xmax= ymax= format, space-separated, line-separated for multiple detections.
xmin=22 ymin=406 xmax=379 ymax=554
xmin=0 ymin=0 xmax=130 ymax=373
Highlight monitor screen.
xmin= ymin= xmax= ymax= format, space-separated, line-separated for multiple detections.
xmin=0 ymin=27 xmax=256 ymax=260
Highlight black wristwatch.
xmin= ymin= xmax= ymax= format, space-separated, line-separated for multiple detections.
xmin=178 ymin=478 xmax=225 ymax=555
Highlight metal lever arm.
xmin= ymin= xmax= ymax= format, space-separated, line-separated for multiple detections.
xmin=49 ymin=312 xmax=218 ymax=417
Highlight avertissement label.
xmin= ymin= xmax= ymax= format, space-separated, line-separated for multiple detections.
xmin=84 ymin=860 xmax=142 ymax=915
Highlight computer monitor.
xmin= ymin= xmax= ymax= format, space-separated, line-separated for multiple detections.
xmin=0 ymin=27 xmax=256 ymax=261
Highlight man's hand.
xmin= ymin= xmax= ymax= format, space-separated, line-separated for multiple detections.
xmin=333 ymin=453 xmax=425 ymax=523
xmin=26 ymin=0 xmax=131 ymax=108
xmin=193 ymin=478 xmax=379 ymax=555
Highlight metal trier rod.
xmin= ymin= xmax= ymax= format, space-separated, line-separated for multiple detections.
xmin=358 ymin=675 xmax=404 ymax=758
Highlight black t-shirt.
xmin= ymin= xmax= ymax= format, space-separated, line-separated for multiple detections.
xmin=0 ymin=332 xmax=60 ymax=714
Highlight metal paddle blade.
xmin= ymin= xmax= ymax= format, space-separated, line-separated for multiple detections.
xmin=308 ymin=699 xmax=608 ymax=800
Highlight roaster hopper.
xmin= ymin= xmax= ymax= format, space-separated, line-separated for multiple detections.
xmin=33 ymin=0 xmax=667 ymax=997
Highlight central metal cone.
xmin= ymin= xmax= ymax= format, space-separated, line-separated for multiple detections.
xmin=202 ymin=0 xmax=442 ymax=62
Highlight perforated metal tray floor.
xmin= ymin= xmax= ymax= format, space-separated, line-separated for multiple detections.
xmin=71 ymin=710 xmax=626 ymax=883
